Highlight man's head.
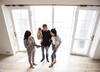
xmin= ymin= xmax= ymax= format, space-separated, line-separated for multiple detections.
xmin=42 ymin=24 xmax=48 ymax=31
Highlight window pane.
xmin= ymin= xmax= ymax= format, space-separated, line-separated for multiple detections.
xmin=31 ymin=6 xmax=52 ymax=44
xmin=54 ymin=6 xmax=76 ymax=49
xmin=75 ymin=10 xmax=97 ymax=39
xmin=12 ymin=9 xmax=30 ymax=51
xmin=72 ymin=40 xmax=90 ymax=55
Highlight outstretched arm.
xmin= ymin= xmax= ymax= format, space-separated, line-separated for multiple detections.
xmin=30 ymin=36 xmax=41 ymax=48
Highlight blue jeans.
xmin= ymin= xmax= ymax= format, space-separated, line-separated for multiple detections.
xmin=51 ymin=44 xmax=56 ymax=62
xmin=41 ymin=46 xmax=49 ymax=60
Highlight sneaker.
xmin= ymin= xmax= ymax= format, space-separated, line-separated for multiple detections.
xmin=40 ymin=58 xmax=44 ymax=62
xmin=30 ymin=65 xmax=34 ymax=69
xmin=53 ymin=60 xmax=56 ymax=64
xmin=47 ymin=59 xmax=49 ymax=62
xmin=49 ymin=63 xmax=54 ymax=68
xmin=46 ymin=58 xmax=49 ymax=62
xmin=33 ymin=63 xmax=37 ymax=66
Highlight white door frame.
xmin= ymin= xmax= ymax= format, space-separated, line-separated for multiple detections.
xmin=70 ymin=6 xmax=100 ymax=56
xmin=8 ymin=6 xmax=32 ymax=52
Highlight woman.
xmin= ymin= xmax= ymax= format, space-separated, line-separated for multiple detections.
xmin=49 ymin=28 xmax=61 ymax=68
xmin=24 ymin=30 xmax=39 ymax=68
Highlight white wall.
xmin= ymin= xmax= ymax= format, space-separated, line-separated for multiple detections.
xmin=0 ymin=0 xmax=100 ymax=5
xmin=0 ymin=6 xmax=14 ymax=55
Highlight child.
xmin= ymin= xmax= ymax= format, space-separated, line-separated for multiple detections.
xmin=49 ymin=28 xmax=61 ymax=68
xmin=37 ymin=27 xmax=42 ymax=40
xmin=24 ymin=30 xmax=39 ymax=68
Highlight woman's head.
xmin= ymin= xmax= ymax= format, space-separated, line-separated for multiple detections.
xmin=24 ymin=30 xmax=31 ymax=40
xmin=51 ymin=28 xmax=57 ymax=36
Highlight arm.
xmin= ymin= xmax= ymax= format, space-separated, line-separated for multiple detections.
xmin=24 ymin=40 xmax=31 ymax=48
xmin=54 ymin=43 xmax=61 ymax=51
xmin=54 ymin=36 xmax=62 ymax=50
xmin=30 ymin=36 xmax=41 ymax=48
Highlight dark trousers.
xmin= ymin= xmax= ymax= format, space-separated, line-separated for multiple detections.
xmin=51 ymin=44 xmax=56 ymax=62
xmin=41 ymin=46 xmax=49 ymax=60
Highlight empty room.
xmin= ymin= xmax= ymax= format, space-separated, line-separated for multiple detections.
xmin=0 ymin=0 xmax=100 ymax=72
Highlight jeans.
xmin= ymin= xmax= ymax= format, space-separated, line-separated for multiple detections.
xmin=51 ymin=44 xmax=56 ymax=62
xmin=41 ymin=46 xmax=49 ymax=60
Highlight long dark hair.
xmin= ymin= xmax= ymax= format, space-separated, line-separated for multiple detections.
xmin=51 ymin=28 xmax=57 ymax=36
xmin=24 ymin=30 xmax=31 ymax=40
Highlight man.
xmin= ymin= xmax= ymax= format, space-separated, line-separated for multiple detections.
xmin=41 ymin=24 xmax=52 ymax=62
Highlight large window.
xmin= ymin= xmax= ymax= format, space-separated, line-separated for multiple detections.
xmin=54 ymin=6 xmax=75 ymax=50
xmin=10 ymin=6 xmax=76 ymax=52
xmin=31 ymin=6 xmax=52 ymax=44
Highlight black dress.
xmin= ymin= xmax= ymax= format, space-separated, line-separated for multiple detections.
xmin=41 ymin=30 xmax=52 ymax=47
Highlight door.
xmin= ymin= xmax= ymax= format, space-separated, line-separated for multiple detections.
xmin=71 ymin=6 xmax=99 ymax=56
xmin=10 ymin=7 xmax=31 ymax=51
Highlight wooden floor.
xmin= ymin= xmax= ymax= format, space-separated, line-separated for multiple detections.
xmin=0 ymin=48 xmax=100 ymax=72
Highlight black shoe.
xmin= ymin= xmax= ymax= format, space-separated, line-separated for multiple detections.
xmin=33 ymin=63 xmax=37 ymax=66
xmin=40 ymin=58 xmax=44 ymax=62
xmin=30 ymin=64 xmax=34 ymax=69
xmin=46 ymin=58 xmax=49 ymax=62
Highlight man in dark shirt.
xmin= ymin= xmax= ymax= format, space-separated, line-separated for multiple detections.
xmin=41 ymin=24 xmax=52 ymax=62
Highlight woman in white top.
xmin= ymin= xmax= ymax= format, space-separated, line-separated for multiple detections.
xmin=49 ymin=28 xmax=61 ymax=68
xmin=24 ymin=30 xmax=40 ymax=68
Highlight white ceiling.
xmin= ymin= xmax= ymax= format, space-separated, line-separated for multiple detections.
xmin=0 ymin=0 xmax=100 ymax=5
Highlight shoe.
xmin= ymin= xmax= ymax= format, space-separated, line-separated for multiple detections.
xmin=46 ymin=58 xmax=49 ymax=62
xmin=53 ymin=60 xmax=56 ymax=64
xmin=49 ymin=63 xmax=53 ymax=68
xmin=40 ymin=58 xmax=44 ymax=62
xmin=30 ymin=65 xmax=34 ymax=69
xmin=47 ymin=60 xmax=49 ymax=62
xmin=47 ymin=59 xmax=49 ymax=62
xmin=33 ymin=63 xmax=37 ymax=66
xmin=49 ymin=60 xmax=56 ymax=68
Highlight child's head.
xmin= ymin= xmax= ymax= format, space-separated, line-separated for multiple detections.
xmin=24 ymin=30 xmax=31 ymax=40
xmin=38 ymin=27 xmax=42 ymax=31
xmin=50 ymin=28 xmax=57 ymax=36
xmin=42 ymin=24 xmax=48 ymax=31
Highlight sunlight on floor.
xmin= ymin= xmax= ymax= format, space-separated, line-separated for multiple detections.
xmin=0 ymin=48 xmax=100 ymax=72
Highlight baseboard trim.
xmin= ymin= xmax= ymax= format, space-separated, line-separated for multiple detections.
xmin=0 ymin=50 xmax=13 ymax=55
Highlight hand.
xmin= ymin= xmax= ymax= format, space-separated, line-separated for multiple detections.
xmin=36 ymin=45 xmax=41 ymax=48
xmin=46 ymin=46 xmax=50 ymax=48
xmin=36 ymin=46 xmax=39 ymax=48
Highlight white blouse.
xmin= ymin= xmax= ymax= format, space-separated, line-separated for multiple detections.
xmin=51 ymin=35 xmax=61 ymax=46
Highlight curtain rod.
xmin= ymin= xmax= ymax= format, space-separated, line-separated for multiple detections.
xmin=5 ymin=4 xmax=100 ymax=7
